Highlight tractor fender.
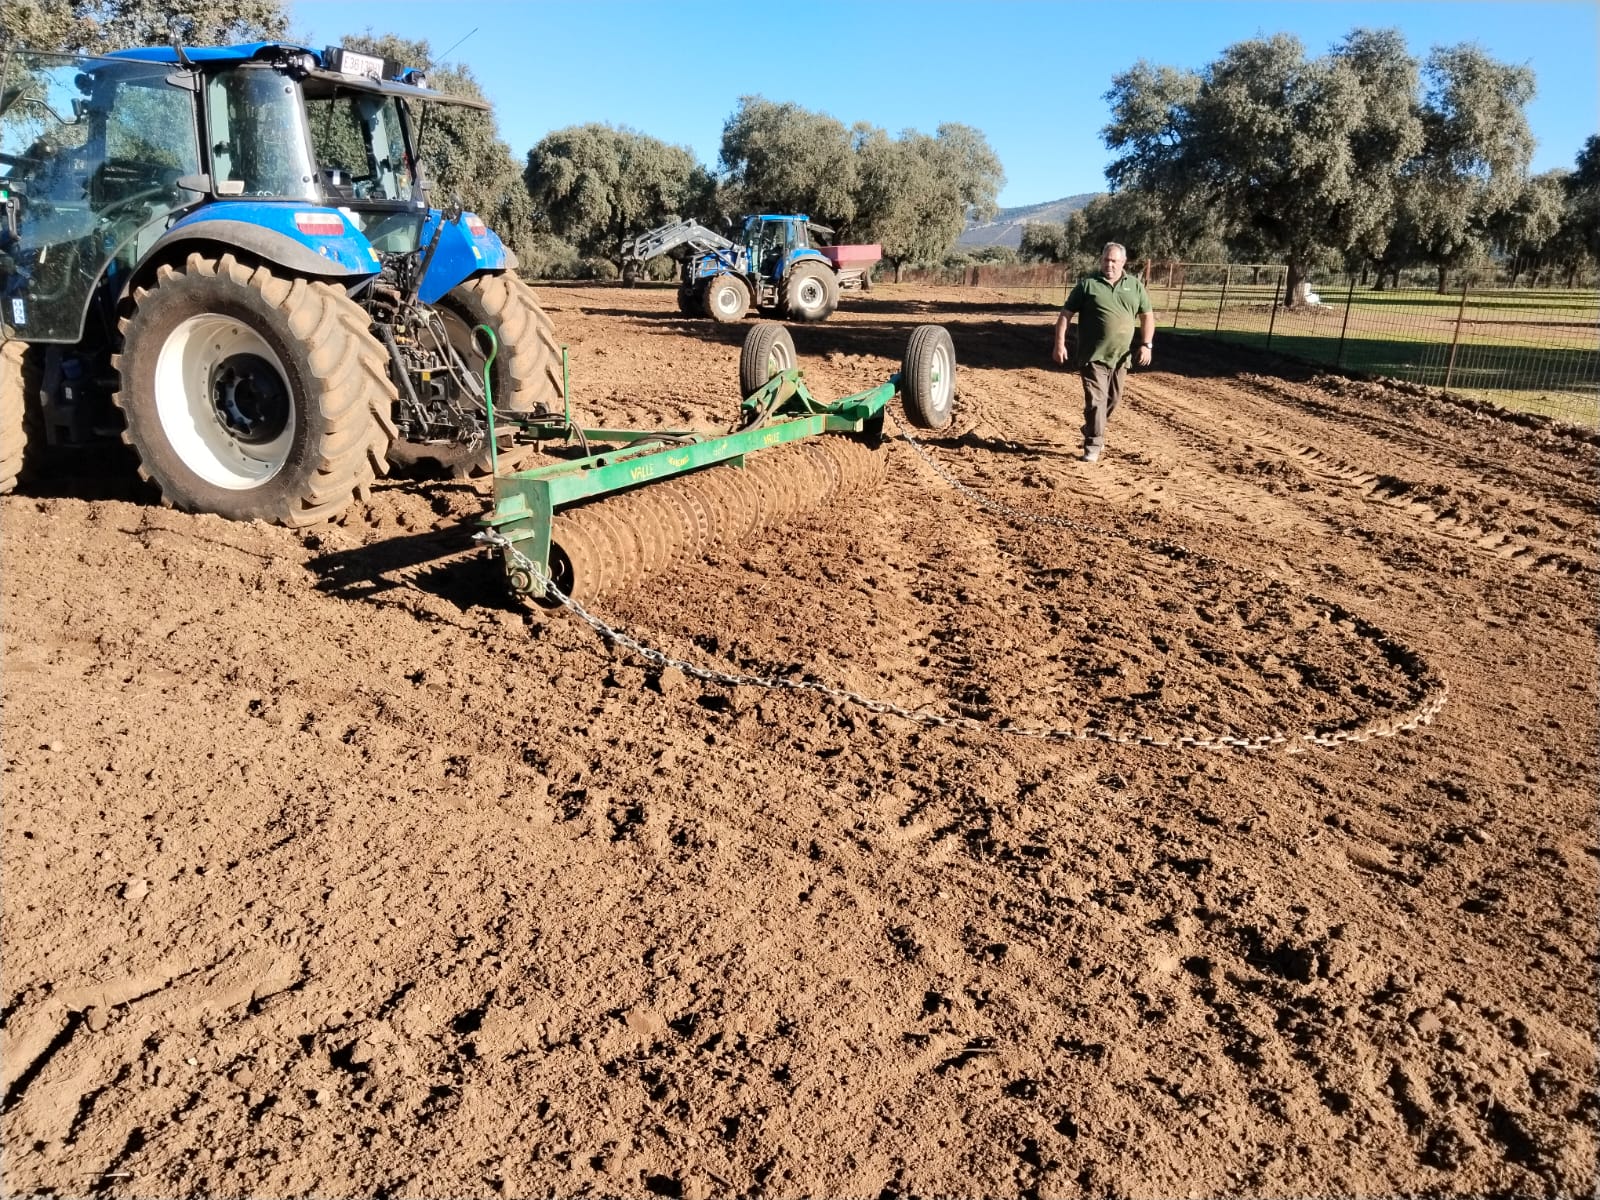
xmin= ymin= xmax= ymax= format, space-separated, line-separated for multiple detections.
xmin=415 ymin=211 xmax=513 ymax=305
xmin=778 ymin=248 xmax=833 ymax=279
xmin=149 ymin=204 xmax=381 ymax=279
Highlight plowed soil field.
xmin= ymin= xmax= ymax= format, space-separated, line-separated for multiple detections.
xmin=3 ymin=283 xmax=1597 ymax=1198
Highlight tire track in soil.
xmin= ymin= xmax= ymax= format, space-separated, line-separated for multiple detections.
xmin=1129 ymin=371 xmax=1598 ymax=582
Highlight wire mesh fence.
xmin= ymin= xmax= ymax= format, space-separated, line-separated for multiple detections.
xmin=895 ymin=261 xmax=1600 ymax=427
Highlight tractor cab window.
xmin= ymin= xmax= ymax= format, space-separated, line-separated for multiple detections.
xmin=204 ymin=67 xmax=317 ymax=201
xmin=303 ymin=88 xmax=416 ymax=205
xmin=746 ymin=219 xmax=791 ymax=272
xmin=0 ymin=51 xmax=200 ymax=341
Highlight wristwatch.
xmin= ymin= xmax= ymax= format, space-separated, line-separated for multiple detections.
xmin=1140 ymin=342 xmax=1153 ymax=349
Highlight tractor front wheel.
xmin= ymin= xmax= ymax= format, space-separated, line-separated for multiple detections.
xmin=784 ymin=262 xmax=839 ymax=323
xmin=704 ymin=275 xmax=751 ymax=324
xmin=677 ymin=284 xmax=704 ymax=316
xmin=0 ymin=338 xmax=43 ymax=494
xmin=114 ymin=253 xmax=397 ymax=527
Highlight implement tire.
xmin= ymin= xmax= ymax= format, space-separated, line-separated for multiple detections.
xmin=0 ymin=338 xmax=42 ymax=494
xmin=901 ymin=324 xmax=957 ymax=430
xmin=114 ymin=252 xmax=397 ymax=527
xmin=784 ymin=262 xmax=838 ymax=323
xmin=437 ymin=272 xmax=562 ymax=414
xmin=739 ymin=322 xmax=796 ymax=398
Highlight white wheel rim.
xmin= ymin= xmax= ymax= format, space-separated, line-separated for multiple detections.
xmin=154 ymin=314 xmax=295 ymax=489
xmin=715 ymin=285 xmax=741 ymax=315
xmin=769 ymin=340 xmax=794 ymax=375
xmin=797 ymin=279 xmax=823 ymax=309
xmin=928 ymin=341 xmax=953 ymax=414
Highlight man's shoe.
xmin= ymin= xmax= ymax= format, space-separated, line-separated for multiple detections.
xmin=1080 ymin=447 xmax=1102 ymax=463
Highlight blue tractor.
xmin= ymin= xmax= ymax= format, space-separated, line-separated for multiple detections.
xmin=621 ymin=214 xmax=879 ymax=325
xmin=0 ymin=42 xmax=563 ymax=524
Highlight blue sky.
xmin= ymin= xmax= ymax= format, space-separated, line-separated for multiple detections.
xmin=287 ymin=0 xmax=1600 ymax=209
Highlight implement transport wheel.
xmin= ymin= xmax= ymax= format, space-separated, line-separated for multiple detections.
xmin=704 ymin=274 xmax=750 ymax=324
xmin=739 ymin=322 xmax=796 ymax=398
xmin=901 ymin=324 xmax=957 ymax=430
xmin=0 ymin=338 xmax=43 ymax=494
xmin=114 ymin=253 xmax=397 ymax=527
xmin=784 ymin=262 xmax=839 ymax=322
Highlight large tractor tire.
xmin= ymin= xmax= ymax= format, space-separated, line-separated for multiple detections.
xmin=436 ymin=272 xmax=562 ymax=414
xmin=901 ymin=324 xmax=957 ymax=430
xmin=392 ymin=272 xmax=565 ymax=475
xmin=739 ymin=322 xmax=796 ymax=398
xmin=784 ymin=262 xmax=839 ymax=323
xmin=704 ymin=274 xmax=751 ymax=324
xmin=113 ymin=253 xmax=397 ymax=527
xmin=0 ymin=338 xmax=43 ymax=494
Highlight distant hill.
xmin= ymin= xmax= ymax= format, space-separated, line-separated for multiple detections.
xmin=957 ymin=193 xmax=1100 ymax=249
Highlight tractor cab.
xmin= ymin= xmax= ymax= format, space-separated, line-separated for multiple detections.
xmin=737 ymin=214 xmax=814 ymax=277
xmin=0 ymin=42 xmax=495 ymax=344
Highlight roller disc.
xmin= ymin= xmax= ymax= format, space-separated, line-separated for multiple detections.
xmin=589 ymin=503 xmax=643 ymax=596
xmin=547 ymin=512 xmax=610 ymax=604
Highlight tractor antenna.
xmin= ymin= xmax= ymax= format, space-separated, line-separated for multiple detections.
xmin=434 ymin=27 xmax=478 ymax=66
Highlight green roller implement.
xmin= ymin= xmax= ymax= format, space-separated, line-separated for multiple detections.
xmin=480 ymin=322 xmax=957 ymax=604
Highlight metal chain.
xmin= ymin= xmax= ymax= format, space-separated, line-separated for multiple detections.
xmin=476 ymin=527 xmax=1448 ymax=755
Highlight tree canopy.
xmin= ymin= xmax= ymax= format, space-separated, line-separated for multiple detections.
xmin=1102 ymin=28 xmax=1544 ymax=298
xmin=2 ymin=0 xmax=288 ymax=54
xmin=524 ymin=125 xmax=713 ymax=270
xmin=715 ymin=97 xmax=1004 ymax=269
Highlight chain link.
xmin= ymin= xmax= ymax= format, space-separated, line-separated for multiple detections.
xmin=477 ymin=511 xmax=1448 ymax=755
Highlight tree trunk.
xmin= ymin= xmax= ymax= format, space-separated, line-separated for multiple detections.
xmin=1435 ymin=263 xmax=1449 ymax=295
xmin=1284 ymin=259 xmax=1306 ymax=310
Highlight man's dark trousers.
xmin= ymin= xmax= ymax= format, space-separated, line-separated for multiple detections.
xmin=1080 ymin=359 xmax=1129 ymax=453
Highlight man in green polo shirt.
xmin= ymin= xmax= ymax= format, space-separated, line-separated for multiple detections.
xmin=1051 ymin=242 xmax=1155 ymax=463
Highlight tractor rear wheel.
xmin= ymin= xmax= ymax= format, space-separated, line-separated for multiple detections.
xmin=739 ymin=322 xmax=796 ymax=398
xmin=390 ymin=273 xmax=564 ymax=476
xmin=114 ymin=253 xmax=397 ymax=527
xmin=901 ymin=324 xmax=957 ymax=430
xmin=0 ymin=338 xmax=43 ymax=494
xmin=438 ymin=273 xmax=562 ymax=414
xmin=704 ymin=274 xmax=750 ymax=323
xmin=784 ymin=262 xmax=839 ymax=322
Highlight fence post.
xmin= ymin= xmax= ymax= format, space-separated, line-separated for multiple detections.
xmin=1265 ymin=269 xmax=1285 ymax=348
xmin=1335 ymin=273 xmax=1356 ymax=368
xmin=1172 ymin=265 xmax=1187 ymax=329
xmin=1215 ymin=264 xmax=1231 ymax=333
xmin=1443 ymin=279 xmax=1469 ymax=390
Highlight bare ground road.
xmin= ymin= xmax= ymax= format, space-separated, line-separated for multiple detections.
xmin=3 ymin=283 xmax=1596 ymax=1198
